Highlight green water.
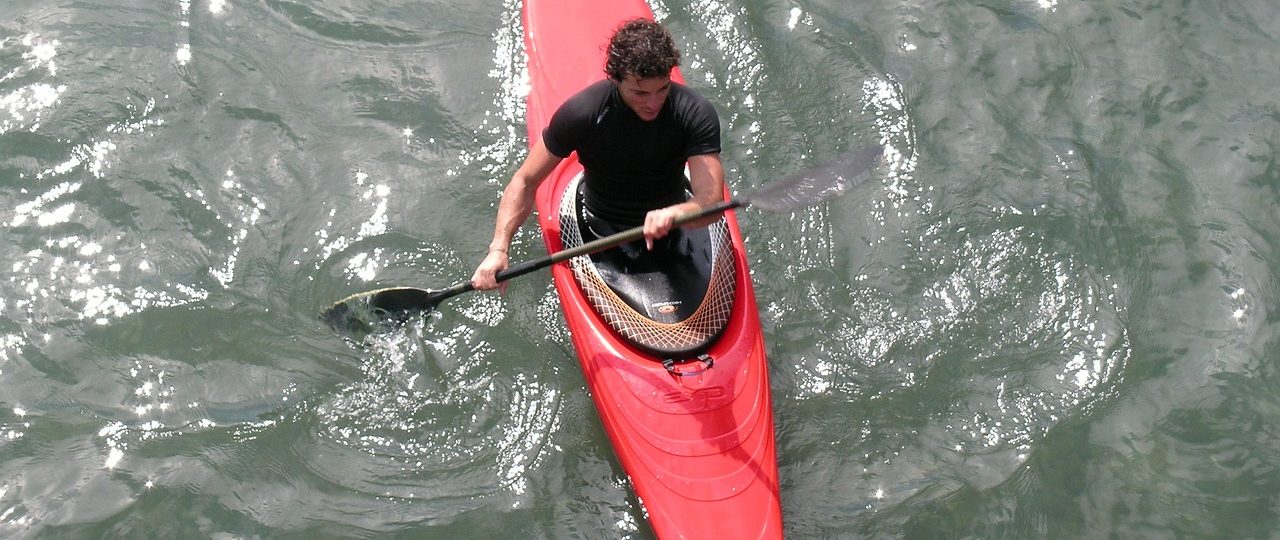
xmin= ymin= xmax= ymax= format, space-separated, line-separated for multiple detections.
xmin=2 ymin=0 xmax=1278 ymax=538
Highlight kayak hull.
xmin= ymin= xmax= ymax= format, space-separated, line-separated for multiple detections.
xmin=522 ymin=1 xmax=782 ymax=537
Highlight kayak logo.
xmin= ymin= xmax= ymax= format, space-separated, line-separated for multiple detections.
xmin=649 ymin=301 xmax=681 ymax=317
xmin=663 ymin=386 xmax=727 ymax=408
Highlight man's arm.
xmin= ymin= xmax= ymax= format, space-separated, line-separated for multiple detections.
xmin=642 ymin=152 xmax=725 ymax=249
xmin=470 ymin=140 xmax=563 ymax=290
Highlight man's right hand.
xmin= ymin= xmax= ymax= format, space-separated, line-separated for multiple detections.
xmin=471 ymin=140 xmax=562 ymax=292
xmin=471 ymin=250 xmax=509 ymax=291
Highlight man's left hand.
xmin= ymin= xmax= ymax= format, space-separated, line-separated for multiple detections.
xmin=643 ymin=206 xmax=684 ymax=250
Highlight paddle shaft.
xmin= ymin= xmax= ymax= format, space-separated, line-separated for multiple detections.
xmin=326 ymin=144 xmax=881 ymax=321
xmin=425 ymin=199 xmax=744 ymax=304
xmin=436 ymin=143 xmax=886 ymax=302
xmin=503 ymin=198 xmax=741 ymax=279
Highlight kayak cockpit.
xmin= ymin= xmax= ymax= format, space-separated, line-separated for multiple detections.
xmin=558 ymin=175 xmax=737 ymax=357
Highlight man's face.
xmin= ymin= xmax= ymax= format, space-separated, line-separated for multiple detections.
xmin=616 ymin=74 xmax=671 ymax=122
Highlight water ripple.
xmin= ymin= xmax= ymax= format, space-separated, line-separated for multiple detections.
xmin=297 ymin=319 xmax=563 ymax=526
xmin=264 ymin=1 xmax=425 ymax=46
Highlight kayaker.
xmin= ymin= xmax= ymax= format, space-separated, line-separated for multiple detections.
xmin=471 ymin=18 xmax=725 ymax=291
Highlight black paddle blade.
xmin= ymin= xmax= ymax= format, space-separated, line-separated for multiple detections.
xmin=321 ymin=287 xmax=440 ymax=335
xmin=747 ymin=144 xmax=885 ymax=212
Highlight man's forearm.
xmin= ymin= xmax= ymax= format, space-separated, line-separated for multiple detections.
xmin=489 ymin=177 xmax=537 ymax=251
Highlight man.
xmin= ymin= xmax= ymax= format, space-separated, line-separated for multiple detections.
xmin=470 ymin=18 xmax=725 ymax=291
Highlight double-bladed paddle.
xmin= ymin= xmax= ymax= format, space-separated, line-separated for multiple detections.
xmin=323 ymin=144 xmax=885 ymax=334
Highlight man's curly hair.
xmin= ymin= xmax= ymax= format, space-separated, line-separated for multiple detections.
xmin=604 ymin=19 xmax=681 ymax=81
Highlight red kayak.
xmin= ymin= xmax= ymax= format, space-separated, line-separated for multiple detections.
xmin=523 ymin=0 xmax=783 ymax=538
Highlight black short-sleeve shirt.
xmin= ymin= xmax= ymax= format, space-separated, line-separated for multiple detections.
xmin=543 ymin=80 xmax=721 ymax=226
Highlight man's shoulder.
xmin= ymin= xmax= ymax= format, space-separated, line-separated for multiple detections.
xmin=669 ymin=81 xmax=705 ymax=98
xmin=562 ymin=79 xmax=614 ymax=109
xmin=668 ymin=82 xmax=718 ymax=119
xmin=545 ymin=80 xmax=614 ymax=157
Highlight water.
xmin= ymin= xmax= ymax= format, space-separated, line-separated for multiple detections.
xmin=2 ymin=0 xmax=1278 ymax=537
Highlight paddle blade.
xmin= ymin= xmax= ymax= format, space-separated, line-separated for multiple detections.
xmin=321 ymin=287 xmax=440 ymax=335
xmin=747 ymin=144 xmax=885 ymax=212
